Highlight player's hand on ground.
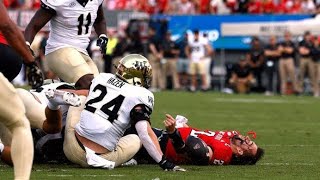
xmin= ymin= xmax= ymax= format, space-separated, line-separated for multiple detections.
xmin=164 ymin=114 xmax=176 ymax=134
xmin=25 ymin=62 xmax=44 ymax=89
xmin=159 ymin=156 xmax=186 ymax=172
xmin=96 ymin=34 xmax=108 ymax=55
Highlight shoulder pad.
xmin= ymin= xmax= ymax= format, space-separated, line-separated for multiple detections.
xmin=41 ymin=0 xmax=58 ymax=14
xmin=137 ymin=89 xmax=154 ymax=110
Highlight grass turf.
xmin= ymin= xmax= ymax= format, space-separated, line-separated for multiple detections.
xmin=1 ymin=91 xmax=320 ymax=179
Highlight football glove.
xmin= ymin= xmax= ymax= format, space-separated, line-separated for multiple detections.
xmin=25 ymin=62 xmax=44 ymax=89
xmin=158 ymin=156 xmax=186 ymax=171
xmin=96 ymin=34 xmax=108 ymax=55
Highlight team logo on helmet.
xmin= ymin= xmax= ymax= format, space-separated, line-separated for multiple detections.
xmin=116 ymin=54 xmax=152 ymax=88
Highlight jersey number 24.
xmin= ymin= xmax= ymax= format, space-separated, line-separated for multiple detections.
xmin=84 ymin=84 xmax=124 ymax=123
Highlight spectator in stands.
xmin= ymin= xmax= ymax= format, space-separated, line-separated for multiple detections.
xmin=148 ymin=27 xmax=165 ymax=91
xmin=158 ymin=0 xmax=169 ymax=14
xmin=278 ymin=31 xmax=298 ymax=95
xmin=300 ymin=0 xmax=316 ymax=14
xmin=198 ymin=0 xmax=211 ymax=14
xmin=262 ymin=0 xmax=276 ymax=14
xmin=247 ymin=0 xmax=263 ymax=14
xmin=210 ymin=0 xmax=232 ymax=14
xmin=229 ymin=56 xmax=255 ymax=94
xmin=236 ymin=0 xmax=250 ymax=13
xmin=247 ymin=36 xmax=265 ymax=92
xmin=161 ymin=31 xmax=180 ymax=90
xmin=298 ymin=31 xmax=316 ymax=95
xmin=264 ymin=35 xmax=280 ymax=95
xmin=286 ymin=0 xmax=302 ymax=14
xmin=178 ymin=0 xmax=196 ymax=14
xmin=176 ymin=33 xmax=190 ymax=90
xmin=186 ymin=29 xmax=213 ymax=92
xmin=311 ymin=36 xmax=320 ymax=97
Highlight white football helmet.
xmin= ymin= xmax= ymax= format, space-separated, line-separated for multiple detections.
xmin=116 ymin=54 xmax=152 ymax=88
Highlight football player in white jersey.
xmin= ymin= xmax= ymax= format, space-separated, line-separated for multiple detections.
xmin=24 ymin=0 xmax=108 ymax=89
xmin=0 ymin=81 xmax=83 ymax=166
xmin=185 ymin=30 xmax=213 ymax=91
xmin=63 ymin=54 xmax=185 ymax=171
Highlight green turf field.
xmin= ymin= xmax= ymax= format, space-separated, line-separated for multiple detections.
xmin=2 ymin=91 xmax=320 ymax=179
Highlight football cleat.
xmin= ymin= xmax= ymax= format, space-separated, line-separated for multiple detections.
xmin=45 ymin=89 xmax=81 ymax=107
xmin=121 ymin=158 xmax=138 ymax=166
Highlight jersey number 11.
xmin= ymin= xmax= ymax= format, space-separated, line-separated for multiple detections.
xmin=77 ymin=13 xmax=91 ymax=35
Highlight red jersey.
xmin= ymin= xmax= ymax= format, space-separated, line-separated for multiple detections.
xmin=165 ymin=127 xmax=239 ymax=165
xmin=0 ymin=32 xmax=8 ymax=45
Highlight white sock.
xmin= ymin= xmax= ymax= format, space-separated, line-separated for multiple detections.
xmin=0 ymin=142 xmax=4 ymax=154
xmin=47 ymin=102 xmax=60 ymax=110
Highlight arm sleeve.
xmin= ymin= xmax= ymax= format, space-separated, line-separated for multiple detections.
xmin=135 ymin=121 xmax=162 ymax=163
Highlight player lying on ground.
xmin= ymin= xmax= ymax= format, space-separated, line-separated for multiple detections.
xmin=63 ymin=54 xmax=185 ymax=171
xmin=133 ymin=114 xmax=264 ymax=165
xmin=0 ymin=81 xmax=83 ymax=165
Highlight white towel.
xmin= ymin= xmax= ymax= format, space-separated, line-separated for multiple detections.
xmin=175 ymin=115 xmax=188 ymax=128
xmin=84 ymin=146 xmax=115 ymax=169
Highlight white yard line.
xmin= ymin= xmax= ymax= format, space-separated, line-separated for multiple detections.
xmin=262 ymin=144 xmax=320 ymax=147
xmin=214 ymin=98 xmax=310 ymax=104
xmin=47 ymin=174 xmax=124 ymax=177
xmin=259 ymin=162 xmax=314 ymax=166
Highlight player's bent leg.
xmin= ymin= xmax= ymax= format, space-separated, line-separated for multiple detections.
xmin=16 ymin=88 xmax=46 ymax=129
xmin=46 ymin=47 xmax=93 ymax=83
xmin=7 ymin=119 xmax=33 ymax=180
xmin=63 ymin=96 xmax=89 ymax=167
xmin=0 ymin=74 xmax=33 ymax=180
xmin=100 ymin=134 xmax=141 ymax=167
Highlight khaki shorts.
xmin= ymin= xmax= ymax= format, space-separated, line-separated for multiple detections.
xmin=16 ymin=88 xmax=46 ymax=129
xmin=0 ymin=73 xmax=26 ymax=128
xmin=46 ymin=47 xmax=99 ymax=83
xmin=63 ymin=99 xmax=141 ymax=167
xmin=189 ymin=61 xmax=206 ymax=75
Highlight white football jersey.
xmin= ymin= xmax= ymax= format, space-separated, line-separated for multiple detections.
xmin=188 ymin=38 xmax=207 ymax=62
xmin=75 ymin=73 xmax=154 ymax=151
xmin=41 ymin=0 xmax=104 ymax=55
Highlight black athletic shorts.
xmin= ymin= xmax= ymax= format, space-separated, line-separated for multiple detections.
xmin=0 ymin=43 xmax=23 ymax=81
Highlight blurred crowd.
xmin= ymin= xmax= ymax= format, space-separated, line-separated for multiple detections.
xmin=5 ymin=0 xmax=320 ymax=15
xmin=227 ymin=31 xmax=320 ymax=97
xmin=106 ymin=0 xmax=320 ymax=15
xmin=14 ymin=26 xmax=320 ymax=97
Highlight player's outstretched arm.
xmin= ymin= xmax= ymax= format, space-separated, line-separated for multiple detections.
xmin=24 ymin=5 xmax=55 ymax=44
xmin=0 ymin=2 xmax=34 ymax=63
